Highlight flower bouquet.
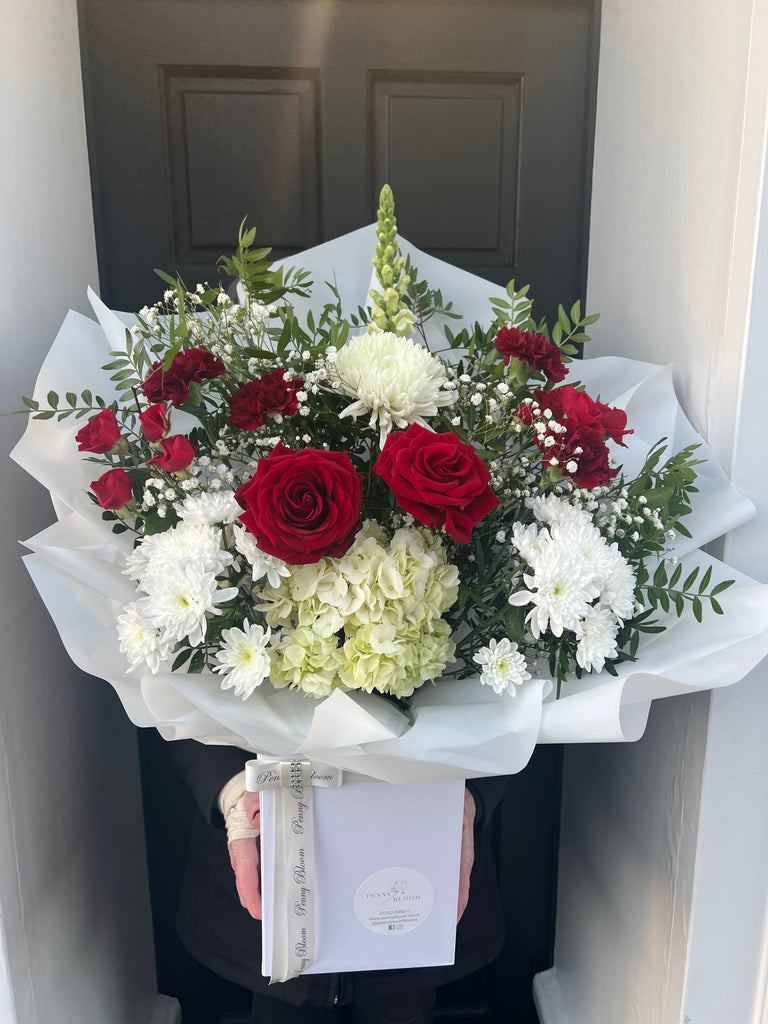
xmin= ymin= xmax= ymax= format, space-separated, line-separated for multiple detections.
xmin=11 ymin=185 xmax=768 ymax=977
xmin=12 ymin=187 xmax=768 ymax=776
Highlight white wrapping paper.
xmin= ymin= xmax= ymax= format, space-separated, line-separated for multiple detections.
xmin=10 ymin=226 xmax=768 ymax=782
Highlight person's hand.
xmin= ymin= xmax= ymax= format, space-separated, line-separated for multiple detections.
xmin=228 ymin=790 xmax=262 ymax=919
xmin=457 ymin=788 xmax=476 ymax=923
xmin=228 ymin=837 xmax=262 ymax=919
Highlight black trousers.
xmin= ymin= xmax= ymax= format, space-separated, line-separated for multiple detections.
xmin=251 ymin=987 xmax=436 ymax=1024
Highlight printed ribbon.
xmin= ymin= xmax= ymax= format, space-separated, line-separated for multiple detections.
xmin=249 ymin=757 xmax=343 ymax=983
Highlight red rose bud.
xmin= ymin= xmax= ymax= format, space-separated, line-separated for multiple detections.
xmin=142 ymin=346 xmax=226 ymax=406
xmin=494 ymin=327 xmax=567 ymax=383
xmin=91 ymin=467 xmax=134 ymax=510
xmin=235 ymin=444 xmax=362 ymax=564
xmin=375 ymin=423 xmax=499 ymax=544
xmin=146 ymin=434 xmax=196 ymax=472
xmin=228 ymin=370 xmax=303 ymax=430
xmin=139 ymin=403 xmax=171 ymax=442
xmin=75 ymin=409 xmax=122 ymax=453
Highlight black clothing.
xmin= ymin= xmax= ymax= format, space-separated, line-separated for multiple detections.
xmin=170 ymin=739 xmax=507 ymax=1010
xmin=250 ymin=987 xmax=435 ymax=1023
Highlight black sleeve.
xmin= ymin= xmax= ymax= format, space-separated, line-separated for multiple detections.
xmin=167 ymin=738 xmax=251 ymax=829
xmin=465 ymin=775 xmax=509 ymax=833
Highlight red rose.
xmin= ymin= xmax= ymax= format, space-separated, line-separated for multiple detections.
xmin=374 ymin=423 xmax=499 ymax=543
xmin=494 ymin=327 xmax=567 ymax=383
xmin=228 ymin=370 xmax=303 ymax=430
xmin=91 ymin=467 xmax=134 ymax=510
xmin=75 ymin=409 xmax=121 ymax=453
xmin=139 ymin=403 xmax=170 ymax=442
xmin=235 ymin=444 xmax=362 ymax=564
xmin=142 ymin=346 xmax=226 ymax=406
xmin=146 ymin=435 xmax=196 ymax=472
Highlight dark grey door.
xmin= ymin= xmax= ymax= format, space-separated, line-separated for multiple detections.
xmin=79 ymin=0 xmax=597 ymax=318
xmin=77 ymin=2 xmax=598 ymax=1020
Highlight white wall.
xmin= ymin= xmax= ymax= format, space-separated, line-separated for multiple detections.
xmin=536 ymin=0 xmax=768 ymax=1022
xmin=1 ymin=3 xmax=159 ymax=1022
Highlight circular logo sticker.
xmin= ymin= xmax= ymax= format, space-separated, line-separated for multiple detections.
xmin=353 ymin=867 xmax=435 ymax=935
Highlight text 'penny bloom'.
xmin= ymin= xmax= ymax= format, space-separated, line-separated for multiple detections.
xmin=235 ymin=445 xmax=363 ymax=565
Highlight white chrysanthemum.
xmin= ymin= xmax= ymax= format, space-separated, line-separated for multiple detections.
xmin=175 ymin=490 xmax=241 ymax=525
xmin=332 ymin=330 xmax=454 ymax=446
xmin=529 ymin=493 xmax=588 ymax=528
xmin=508 ymin=539 xmax=600 ymax=638
xmin=213 ymin=621 xmax=272 ymax=698
xmin=233 ymin=523 xmax=291 ymax=588
xmin=598 ymin=548 xmax=636 ymax=621
xmin=126 ymin=522 xmax=232 ymax=583
xmin=550 ymin=517 xmax=614 ymax=581
xmin=575 ymin=607 xmax=619 ymax=672
xmin=143 ymin=568 xmax=237 ymax=646
xmin=473 ymin=638 xmax=531 ymax=695
xmin=116 ymin=601 xmax=173 ymax=674
xmin=510 ymin=522 xmax=546 ymax=565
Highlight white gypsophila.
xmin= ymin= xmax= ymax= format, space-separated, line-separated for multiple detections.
xmin=508 ymin=527 xmax=601 ymax=638
xmin=332 ymin=330 xmax=454 ymax=446
xmin=175 ymin=489 xmax=241 ymax=525
xmin=127 ymin=522 xmax=233 ymax=585
xmin=233 ymin=523 xmax=291 ymax=588
xmin=575 ymin=607 xmax=620 ymax=672
xmin=142 ymin=567 xmax=237 ymax=646
xmin=473 ymin=638 xmax=532 ymax=695
xmin=116 ymin=601 xmax=173 ymax=674
xmin=213 ymin=620 xmax=272 ymax=699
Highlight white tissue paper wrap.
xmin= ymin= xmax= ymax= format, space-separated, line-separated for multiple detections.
xmin=11 ymin=226 xmax=768 ymax=783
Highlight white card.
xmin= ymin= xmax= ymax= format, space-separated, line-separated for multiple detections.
xmin=255 ymin=764 xmax=464 ymax=976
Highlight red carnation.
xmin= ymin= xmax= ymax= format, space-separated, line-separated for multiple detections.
xmin=236 ymin=445 xmax=362 ymax=564
xmin=75 ymin=409 xmax=121 ymax=453
xmin=374 ymin=423 xmax=499 ymax=544
xmin=494 ymin=327 xmax=567 ymax=383
xmin=228 ymin=370 xmax=303 ymax=430
xmin=142 ymin=346 xmax=226 ymax=406
xmin=139 ymin=403 xmax=170 ymax=442
xmin=91 ymin=467 xmax=134 ymax=510
xmin=516 ymin=386 xmax=632 ymax=489
xmin=146 ymin=435 xmax=197 ymax=473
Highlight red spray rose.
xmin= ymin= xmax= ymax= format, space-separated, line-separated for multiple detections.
xmin=146 ymin=435 xmax=196 ymax=472
xmin=75 ymin=409 xmax=121 ymax=453
xmin=516 ymin=386 xmax=632 ymax=489
xmin=494 ymin=327 xmax=567 ymax=383
xmin=91 ymin=467 xmax=134 ymax=510
xmin=235 ymin=444 xmax=362 ymax=564
xmin=139 ymin=403 xmax=170 ymax=442
xmin=142 ymin=346 xmax=226 ymax=406
xmin=374 ymin=423 xmax=499 ymax=544
xmin=228 ymin=370 xmax=303 ymax=430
